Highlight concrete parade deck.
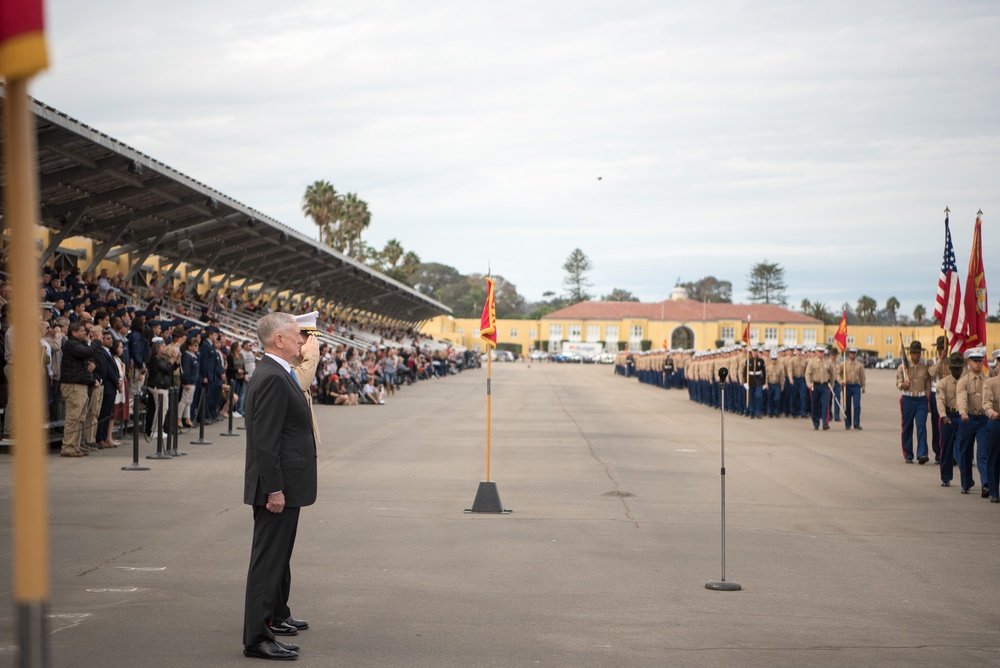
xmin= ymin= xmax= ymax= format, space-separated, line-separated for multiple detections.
xmin=1 ymin=363 xmax=998 ymax=667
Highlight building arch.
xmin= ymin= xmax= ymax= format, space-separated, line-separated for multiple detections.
xmin=671 ymin=325 xmax=694 ymax=350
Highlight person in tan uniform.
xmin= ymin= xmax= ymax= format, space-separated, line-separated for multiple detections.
xmin=896 ymin=340 xmax=932 ymax=463
xmin=982 ymin=363 xmax=1000 ymax=503
xmin=927 ymin=336 xmax=949 ymax=462
xmin=805 ymin=347 xmax=835 ymax=430
xmin=790 ymin=347 xmax=809 ymax=418
xmin=292 ymin=312 xmax=322 ymax=448
xmin=765 ymin=350 xmax=785 ymax=418
xmin=936 ymin=352 xmax=965 ymax=487
xmin=957 ymin=347 xmax=989 ymax=494
xmin=842 ymin=347 xmax=866 ymax=430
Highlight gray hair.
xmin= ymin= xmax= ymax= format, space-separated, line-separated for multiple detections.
xmin=256 ymin=312 xmax=297 ymax=350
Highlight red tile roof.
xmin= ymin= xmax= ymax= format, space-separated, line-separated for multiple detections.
xmin=543 ymin=298 xmax=822 ymax=324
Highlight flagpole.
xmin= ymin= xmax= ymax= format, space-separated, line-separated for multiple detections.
xmin=485 ymin=352 xmax=492 ymax=482
xmin=4 ymin=77 xmax=52 ymax=667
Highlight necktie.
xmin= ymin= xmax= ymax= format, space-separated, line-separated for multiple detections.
xmin=289 ymin=369 xmax=299 ymax=386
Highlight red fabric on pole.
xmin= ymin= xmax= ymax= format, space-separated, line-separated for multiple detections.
xmin=961 ymin=215 xmax=987 ymax=352
xmin=834 ymin=310 xmax=848 ymax=351
xmin=0 ymin=0 xmax=48 ymax=80
xmin=479 ymin=277 xmax=497 ymax=349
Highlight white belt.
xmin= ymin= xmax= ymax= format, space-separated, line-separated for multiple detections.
xmin=901 ymin=391 xmax=924 ymax=398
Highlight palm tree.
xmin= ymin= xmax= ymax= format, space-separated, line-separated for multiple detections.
xmin=808 ymin=301 xmax=832 ymax=324
xmin=301 ymin=180 xmax=340 ymax=246
xmin=856 ymin=295 xmax=877 ymax=323
xmin=339 ymin=193 xmax=371 ymax=258
xmin=885 ymin=296 xmax=900 ymax=324
xmin=913 ymin=304 xmax=926 ymax=324
xmin=400 ymin=251 xmax=421 ymax=278
xmin=382 ymin=238 xmax=404 ymax=269
xmin=800 ymin=298 xmax=812 ymax=313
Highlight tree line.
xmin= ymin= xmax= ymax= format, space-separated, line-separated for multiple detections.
xmin=301 ymin=186 xmax=947 ymax=325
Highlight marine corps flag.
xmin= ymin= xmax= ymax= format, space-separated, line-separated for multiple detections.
xmin=834 ymin=310 xmax=848 ymax=351
xmin=741 ymin=317 xmax=751 ymax=345
xmin=479 ymin=276 xmax=497 ymax=349
xmin=961 ymin=212 xmax=987 ymax=352
xmin=0 ymin=0 xmax=49 ymax=79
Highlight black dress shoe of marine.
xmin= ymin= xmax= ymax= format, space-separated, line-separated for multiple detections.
xmin=267 ymin=621 xmax=299 ymax=636
xmin=243 ymin=640 xmax=298 ymax=660
xmin=982 ymin=488 xmax=991 ymax=498
xmin=283 ymin=617 xmax=309 ymax=630
xmin=918 ymin=456 xmax=929 ymax=465
xmin=274 ymin=640 xmax=300 ymax=652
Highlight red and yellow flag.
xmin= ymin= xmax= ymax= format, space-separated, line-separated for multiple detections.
xmin=0 ymin=0 xmax=49 ymax=80
xmin=961 ymin=213 xmax=987 ymax=351
xmin=479 ymin=277 xmax=497 ymax=349
xmin=834 ymin=309 xmax=848 ymax=351
xmin=741 ymin=317 xmax=750 ymax=345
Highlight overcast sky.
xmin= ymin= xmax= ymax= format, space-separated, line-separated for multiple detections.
xmin=30 ymin=0 xmax=1000 ymax=315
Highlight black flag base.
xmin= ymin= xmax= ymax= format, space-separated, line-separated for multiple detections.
xmin=705 ymin=580 xmax=742 ymax=591
xmin=464 ymin=481 xmax=512 ymax=514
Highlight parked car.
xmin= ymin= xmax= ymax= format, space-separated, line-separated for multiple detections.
xmin=529 ymin=350 xmax=549 ymax=361
xmin=553 ymin=352 xmax=583 ymax=363
xmin=862 ymin=356 xmax=879 ymax=369
xmin=599 ymin=352 xmax=616 ymax=364
xmin=877 ymin=357 xmax=902 ymax=369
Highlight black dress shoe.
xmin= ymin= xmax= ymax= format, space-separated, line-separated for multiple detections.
xmin=822 ymin=425 xmax=829 ymax=431
xmin=274 ymin=640 xmax=300 ymax=652
xmin=283 ymin=616 xmax=309 ymax=630
xmin=941 ymin=481 xmax=950 ymax=487
xmin=982 ymin=489 xmax=991 ymax=498
xmin=268 ymin=621 xmax=299 ymax=636
xmin=918 ymin=456 xmax=929 ymax=465
xmin=243 ymin=640 xmax=298 ymax=660
xmin=855 ymin=426 xmax=862 ymax=430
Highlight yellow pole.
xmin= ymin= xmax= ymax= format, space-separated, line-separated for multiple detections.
xmin=4 ymin=78 xmax=51 ymax=665
xmin=485 ymin=351 xmax=492 ymax=482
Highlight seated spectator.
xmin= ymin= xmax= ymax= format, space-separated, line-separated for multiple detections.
xmin=326 ymin=376 xmax=358 ymax=405
xmin=361 ymin=378 xmax=384 ymax=405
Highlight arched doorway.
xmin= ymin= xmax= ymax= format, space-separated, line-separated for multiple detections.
xmin=671 ymin=325 xmax=694 ymax=350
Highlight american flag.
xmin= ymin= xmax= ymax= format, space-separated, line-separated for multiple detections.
xmin=933 ymin=214 xmax=965 ymax=352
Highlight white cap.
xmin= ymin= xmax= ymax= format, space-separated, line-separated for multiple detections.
xmin=964 ymin=347 xmax=986 ymax=360
xmin=992 ymin=350 xmax=1000 ymax=360
xmin=295 ymin=311 xmax=319 ymax=332
xmin=770 ymin=352 xmax=778 ymax=359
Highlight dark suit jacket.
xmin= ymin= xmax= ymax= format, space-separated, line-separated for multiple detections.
xmin=243 ymin=355 xmax=318 ymax=508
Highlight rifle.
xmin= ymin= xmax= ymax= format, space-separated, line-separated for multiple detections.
xmin=899 ymin=331 xmax=909 ymax=383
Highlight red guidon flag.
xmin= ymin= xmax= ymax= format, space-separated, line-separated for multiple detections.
xmin=834 ymin=309 xmax=848 ymax=351
xmin=0 ymin=0 xmax=49 ymax=80
xmin=961 ymin=213 xmax=987 ymax=351
xmin=741 ymin=317 xmax=750 ymax=345
xmin=479 ymin=277 xmax=497 ymax=349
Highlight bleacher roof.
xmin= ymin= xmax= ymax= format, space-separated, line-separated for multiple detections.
xmin=0 ymin=88 xmax=451 ymax=324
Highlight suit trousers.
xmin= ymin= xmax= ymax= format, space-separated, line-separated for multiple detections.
xmin=243 ymin=505 xmax=300 ymax=647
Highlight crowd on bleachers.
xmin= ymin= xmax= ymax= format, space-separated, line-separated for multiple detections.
xmin=0 ymin=259 xmax=475 ymax=454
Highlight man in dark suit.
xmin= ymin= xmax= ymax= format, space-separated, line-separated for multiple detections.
xmin=95 ymin=329 xmax=121 ymax=448
xmin=242 ymin=313 xmax=318 ymax=661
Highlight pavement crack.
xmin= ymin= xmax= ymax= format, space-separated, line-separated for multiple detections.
xmin=78 ymin=547 xmax=142 ymax=577
xmin=549 ymin=375 xmax=638 ymax=526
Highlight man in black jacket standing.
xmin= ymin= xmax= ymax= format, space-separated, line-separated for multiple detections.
xmin=95 ymin=329 xmax=120 ymax=448
xmin=59 ymin=321 xmax=95 ymax=457
xmin=242 ymin=313 xmax=318 ymax=661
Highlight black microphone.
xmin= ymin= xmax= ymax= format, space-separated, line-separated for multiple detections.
xmin=718 ymin=367 xmax=728 ymax=381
